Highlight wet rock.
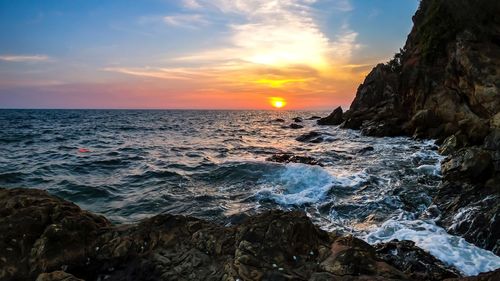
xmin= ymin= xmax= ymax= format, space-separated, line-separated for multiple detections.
xmin=0 ymin=188 xmax=110 ymax=281
xmin=296 ymin=131 xmax=323 ymax=143
xmin=357 ymin=146 xmax=375 ymax=154
xmin=273 ymin=118 xmax=285 ymax=123
xmin=317 ymin=106 xmax=343 ymax=125
xmin=36 ymin=271 xmax=84 ymax=281
xmin=266 ymin=153 xmax=323 ymax=166
xmin=289 ymin=123 xmax=304 ymax=129
xmin=293 ymin=117 xmax=303 ymax=123
xmin=441 ymin=148 xmax=493 ymax=181
xmin=1 ymin=188 xmax=473 ymax=281
xmin=374 ymin=240 xmax=460 ymax=281
xmin=444 ymin=268 xmax=500 ymax=280
xmin=336 ymin=0 xmax=500 ymax=253
xmin=439 ymin=134 xmax=467 ymax=155
xmin=308 ymin=116 xmax=322 ymax=120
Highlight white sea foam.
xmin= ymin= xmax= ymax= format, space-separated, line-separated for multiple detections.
xmin=415 ymin=164 xmax=441 ymax=176
xmin=254 ymin=163 xmax=367 ymax=206
xmin=365 ymin=217 xmax=500 ymax=276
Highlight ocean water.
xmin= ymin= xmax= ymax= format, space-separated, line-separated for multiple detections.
xmin=0 ymin=109 xmax=499 ymax=276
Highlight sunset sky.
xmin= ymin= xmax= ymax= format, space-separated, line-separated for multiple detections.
xmin=0 ymin=0 xmax=418 ymax=110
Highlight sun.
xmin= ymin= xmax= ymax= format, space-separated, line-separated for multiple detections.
xmin=269 ymin=97 xmax=287 ymax=109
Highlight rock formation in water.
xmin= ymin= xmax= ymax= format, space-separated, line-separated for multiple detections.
xmin=317 ymin=107 xmax=343 ymax=126
xmin=336 ymin=0 xmax=500 ymax=254
xmin=2 ymin=187 xmax=483 ymax=281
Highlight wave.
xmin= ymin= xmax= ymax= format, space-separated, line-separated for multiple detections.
xmin=364 ymin=215 xmax=500 ymax=276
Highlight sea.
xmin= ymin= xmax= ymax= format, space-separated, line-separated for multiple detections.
xmin=0 ymin=109 xmax=499 ymax=276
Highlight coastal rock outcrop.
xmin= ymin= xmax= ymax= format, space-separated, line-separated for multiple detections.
xmin=340 ymin=0 xmax=500 ymax=254
xmin=317 ymin=106 xmax=344 ymax=126
xmin=0 ymin=188 xmax=469 ymax=281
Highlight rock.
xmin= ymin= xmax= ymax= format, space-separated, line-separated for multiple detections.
xmin=293 ymin=117 xmax=303 ymax=123
xmin=266 ymin=153 xmax=323 ymax=166
xmin=439 ymin=134 xmax=467 ymax=155
xmin=357 ymin=146 xmax=375 ymax=154
xmin=289 ymin=123 xmax=304 ymax=129
xmin=335 ymin=0 xmax=500 ymax=254
xmin=0 ymin=188 xmax=110 ymax=281
xmin=444 ymin=268 xmax=500 ymax=281
xmin=273 ymin=118 xmax=285 ymax=123
xmin=308 ymin=116 xmax=322 ymax=120
xmin=441 ymin=148 xmax=493 ymax=181
xmin=36 ymin=271 xmax=84 ymax=281
xmin=0 ymin=187 xmax=474 ymax=281
xmin=317 ymin=106 xmax=343 ymax=125
xmin=374 ymin=240 xmax=459 ymax=280
xmin=296 ymin=131 xmax=323 ymax=143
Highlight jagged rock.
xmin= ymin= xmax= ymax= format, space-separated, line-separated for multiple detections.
xmin=289 ymin=123 xmax=304 ymax=129
xmin=3 ymin=188 xmax=483 ymax=281
xmin=296 ymin=131 xmax=323 ymax=143
xmin=444 ymin=268 xmax=500 ymax=281
xmin=266 ymin=153 xmax=323 ymax=166
xmin=318 ymin=106 xmax=344 ymax=125
xmin=439 ymin=134 xmax=467 ymax=155
xmin=337 ymin=0 xmax=500 ymax=253
xmin=357 ymin=146 xmax=375 ymax=154
xmin=36 ymin=271 xmax=84 ymax=281
xmin=374 ymin=240 xmax=460 ymax=281
xmin=441 ymin=148 xmax=493 ymax=181
xmin=0 ymin=188 xmax=110 ymax=281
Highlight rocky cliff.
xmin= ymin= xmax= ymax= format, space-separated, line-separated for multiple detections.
xmin=338 ymin=0 xmax=500 ymax=254
xmin=5 ymin=187 xmax=495 ymax=281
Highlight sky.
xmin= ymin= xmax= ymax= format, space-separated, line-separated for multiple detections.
xmin=0 ymin=0 xmax=419 ymax=110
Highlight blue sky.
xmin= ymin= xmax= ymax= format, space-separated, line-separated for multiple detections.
xmin=0 ymin=0 xmax=419 ymax=109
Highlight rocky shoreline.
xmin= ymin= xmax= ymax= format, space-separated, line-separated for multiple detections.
xmin=319 ymin=0 xmax=499 ymax=256
xmin=2 ymin=187 xmax=500 ymax=281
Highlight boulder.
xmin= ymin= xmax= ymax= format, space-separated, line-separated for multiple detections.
xmin=266 ymin=153 xmax=323 ymax=166
xmin=296 ymin=131 xmax=323 ymax=143
xmin=1 ymin=187 xmax=482 ymax=281
xmin=289 ymin=123 xmax=304 ymax=129
xmin=374 ymin=240 xmax=459 ymax=281
xmin=317 ymin=106 xmax=343 ymax=125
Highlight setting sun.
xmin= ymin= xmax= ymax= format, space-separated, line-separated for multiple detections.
xmin=270 ymin=97 xmax=287 ymax=109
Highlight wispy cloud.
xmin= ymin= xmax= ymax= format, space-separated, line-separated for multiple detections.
xmin=171 ymin=0 xmax=359 ymax=70
xmin=182 ymin=0 xmax=202 ymax=9
xmin=0 ymin=54 xmax=50 ymax=62
xmin=163 ymin=14 xmax=209 ymax=28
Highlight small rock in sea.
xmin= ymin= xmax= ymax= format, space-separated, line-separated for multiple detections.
xmin=273 ymin=118 xmax=285 ymax=123
xmin=308 ymin=116 xmax=321 ymax=120
xmin=289 ymin=123 xmax=304 ymax=129
xmin=357 ymin=146 xmax=374 ymax=154
xmin=296 ymin=131 xmax=322 ymax=143
xmin=266 ymin=153 xmax=323 ymax=166
xmin=317 ymin=106 xmax=343 ymax=125
xmin=293 ymin=117 xmax=303 ymax=123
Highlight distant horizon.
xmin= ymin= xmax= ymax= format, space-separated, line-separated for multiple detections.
xmin=0 ymin=0 xmax=419 ymax=109
xmin=0 ymin=107 xmax=339 ymax=111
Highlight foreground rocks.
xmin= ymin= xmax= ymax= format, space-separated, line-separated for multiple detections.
xmin=337 ymin=0 xmax=500 ymax=254
xmin=1 ymin=188 xmax=484 ymax=281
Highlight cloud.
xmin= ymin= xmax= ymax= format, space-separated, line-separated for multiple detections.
xmin=172 ymin=0 xmax=358 ymax=71
xmin=0 ymin=55 xmax=50 ymax=62
xmin=182 ymin=0 xmax=202 ymax=9
xmin=163 ymin=14 xmax=209 ymax=28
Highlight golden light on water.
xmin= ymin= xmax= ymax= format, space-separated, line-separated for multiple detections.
xmin=269 ymin=97 xmax=286 ymax=109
